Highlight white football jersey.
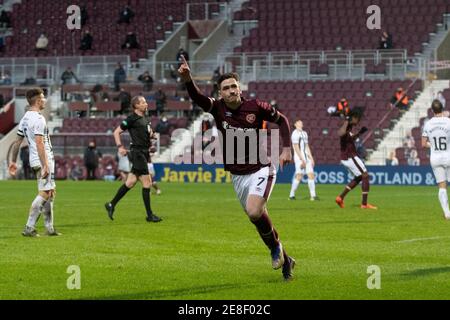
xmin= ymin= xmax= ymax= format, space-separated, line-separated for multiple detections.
xmin=291 ymin=129 xmax=309 ymax=160
xmin=422 ymin=116 xmax=450 ymax=160
xmin=17 ymin=111 xmax=54 ymax=168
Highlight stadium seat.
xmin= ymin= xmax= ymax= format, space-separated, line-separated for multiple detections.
xmin=1 ymin=0 xmax=227 ymax=60
xmin=245 ymin=79 xmax=423 ymax=164
xmin=233 ymin=0 xmax=448 ymax=55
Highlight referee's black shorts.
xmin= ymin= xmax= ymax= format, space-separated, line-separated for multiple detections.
xmin=129 ymin=148 xmax=149 ymax=176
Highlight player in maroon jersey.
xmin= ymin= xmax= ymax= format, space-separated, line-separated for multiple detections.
xmin=335 ymin=109 xmax=377 ymax=210
xmin=178 ymin=55 xmax=295 ymax=280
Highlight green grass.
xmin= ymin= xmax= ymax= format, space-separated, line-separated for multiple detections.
xmin=1 ymin=180 xmax=450 ymax=300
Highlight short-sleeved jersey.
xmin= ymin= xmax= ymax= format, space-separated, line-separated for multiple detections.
xmin=120 ymin=113 xmax=151 ymax=149
xmin=291 ymin=129 xmax=309 ymax=160
xmin=340 ymin=124 xmax=357 ymax=160
xmin=208 ymin=97 xmax=280 ymax=175
xmin=17 ymin=111 xmax=53 ymax=168
xmin=422 ymin=117 xmax=450 ymax=159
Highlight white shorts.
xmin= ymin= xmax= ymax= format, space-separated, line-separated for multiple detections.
xmin=431 ymin=155 xmax=450 ymax=183
xmin=294 ymin=155 xmax=314 ymax=175
xmin=147 ymin=163 xmax=155 ymax=177
xmin=33 ymin=161 xmax=56 ymax=191
xmin=341 ymin=156 xmax=367 ymax=177
xmin=231 ymin=165 xmax=277 ymax=211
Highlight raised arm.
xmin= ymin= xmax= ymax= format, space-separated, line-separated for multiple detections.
xmin=421 ymin=137 xmax=430 ymax=148
xmin=338 ymin=120 xmax=349 ymax=137
xmin=0 ymin=98 xmax=14 ymax=114
xmin=178 ymin=55 xmax=214 ymax=112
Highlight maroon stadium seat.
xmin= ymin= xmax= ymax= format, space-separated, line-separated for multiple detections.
xmin=232 ymin=0 xmax=448 ymax=55
xmin=1 ymin=0 xmax=227 ymax=60
xmin=245 ymin=79 xmax=423 ymax=164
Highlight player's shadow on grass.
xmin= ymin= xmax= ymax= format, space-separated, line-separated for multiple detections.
xmin=401 ymin=267 xmax=450 ymax=278
xmin=79 ymin=283 xmax=254 ymax=300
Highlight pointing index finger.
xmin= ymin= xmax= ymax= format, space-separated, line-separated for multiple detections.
xmin=180 ymin=54 xmax=188 ymax=65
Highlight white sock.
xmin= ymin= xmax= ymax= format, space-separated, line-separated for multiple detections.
xmin=26 ymin=195 xmax=46 ymax=229
xmin=438 ymin=188 xmax=450 ymax=217
xmin=290 ymin=179 xmax=300 ymax=197
xmin=43 ymin=198 xmax=54 ymax=232
xmin=308 ymin=179 xmax=316 ymax=198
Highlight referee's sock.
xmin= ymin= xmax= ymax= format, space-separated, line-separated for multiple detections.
xmin=142 ymin=188 xmax=153 ymax=216
xmin=111 ymin=184 xmax=130 ymax=207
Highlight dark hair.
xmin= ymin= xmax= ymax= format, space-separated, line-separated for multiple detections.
xmin=349 ymin=106 xmax=364 ymax=120
xmin=131 ymin=95 xmax=144 ymax=109
xmin=217 ymin=72 xmax=240 ymax=88
xmin=26 ymin=88 xmax=44 ymax=105
xmin=431 ymin=99 xmax=444 ymax=114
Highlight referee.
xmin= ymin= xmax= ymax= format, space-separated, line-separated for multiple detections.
xmin=105 ymin=95 xmax=162 ymax=222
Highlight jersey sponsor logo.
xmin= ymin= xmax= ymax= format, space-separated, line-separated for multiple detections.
xmin=222 ymin=121 xmax=256 ymax=132
xmin=225 ymin=111 xmax=233 ymax=117
xmin=246 ymin=114 xmax=256 ymax=124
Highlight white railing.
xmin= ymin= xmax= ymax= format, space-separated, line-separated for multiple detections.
xmin=76 ymin=62 xmax=128 ymax=83
xmin=0 ymin=63 xmax=54 ymax=84
xmin=156 ymin=60 xmax=229 ymax=81
xmin=217 ymin=50 xmax=408 ymax=82
xmin=0 ymin=55 xmax=130 ymax=84
xmin=154 ymin=49 xmax=409 ymax=83
xmin=217 ymin=49 xmax=407 ymax=67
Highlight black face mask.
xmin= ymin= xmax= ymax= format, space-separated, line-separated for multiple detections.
xmin=89 ymin=146 xmax=95 ymax=149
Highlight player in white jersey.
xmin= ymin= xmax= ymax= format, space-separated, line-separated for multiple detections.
xmin=147 ymin=157 xmax=161 ymax=195
xmin=422 ymin=99 xmax=450 ymax=220
xmin=289 ymin=119 xmax=318 ymax=201
xmin=8 ymin=88 xmax=61 ymax=236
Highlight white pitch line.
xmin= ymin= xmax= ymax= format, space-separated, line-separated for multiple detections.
xmin=396 ymin=236 xmax=450 ymax=243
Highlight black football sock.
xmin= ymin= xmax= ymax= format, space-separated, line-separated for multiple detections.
xmin=340 ymin=176 xmax=362 ymax=199
xmin=110 ymin=184 xmax=130 ymax=207
xmin=250 ymin=210 xmax=280 ymax=251
xmin=142 ymin=188 xmax=153 ymax=217
xmin=362 ymin=175 xmax=370 ymax=205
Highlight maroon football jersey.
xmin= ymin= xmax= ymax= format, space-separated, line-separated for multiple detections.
xmin=340 ymin=124 xmax=358 ymax=160
xmin=208 ymin=97 xmax=280 ymax=175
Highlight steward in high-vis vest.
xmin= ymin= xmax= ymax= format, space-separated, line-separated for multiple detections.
xmin=390 ymin=87 xmax=409 ymax=110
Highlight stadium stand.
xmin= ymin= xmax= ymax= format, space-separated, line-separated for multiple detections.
xmin=395 ymin=88 xmax=450 ymax=166
xmin=0 ymin=0 xmax=446 ymax=180
xmin=246 ymin=79 xmax=423 ymax=164
xmin=1 ymin=0 xmax=226 ymax=60
xmin=233 ymin=0 xmax=449 ymax=55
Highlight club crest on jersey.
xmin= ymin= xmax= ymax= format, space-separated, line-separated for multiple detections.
xmin=246 ymin=114 xmax=256 ymax=124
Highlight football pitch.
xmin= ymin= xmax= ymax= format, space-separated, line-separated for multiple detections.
xmin=0 ymin=180 xmax=449 ymax=300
